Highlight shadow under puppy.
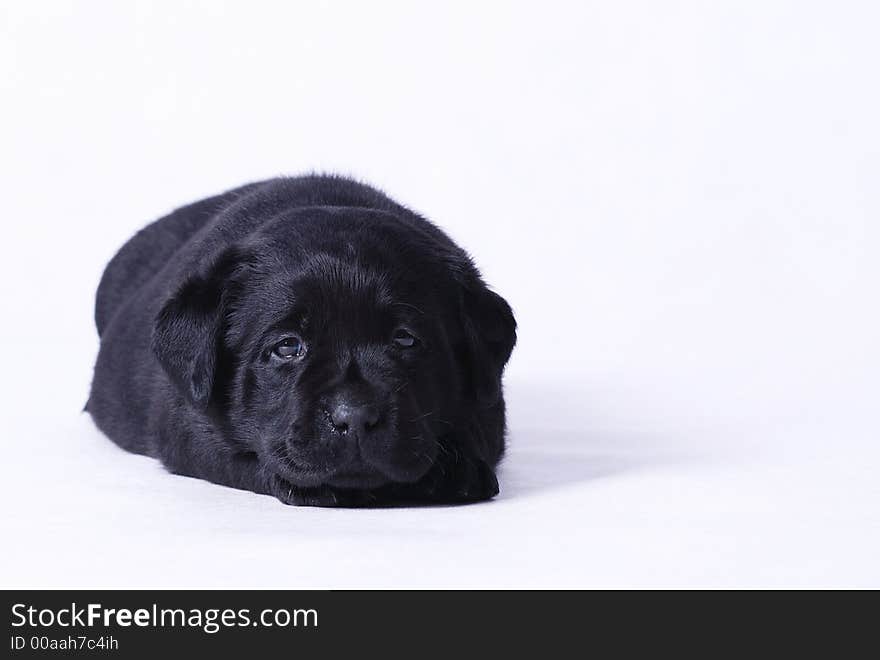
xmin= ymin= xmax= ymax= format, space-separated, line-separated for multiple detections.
xmin=87 ymin=176 xmax=516 ymax=506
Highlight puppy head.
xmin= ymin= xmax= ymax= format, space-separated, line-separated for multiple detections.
xmin=152 ymin=208 xmax=516 ymax=489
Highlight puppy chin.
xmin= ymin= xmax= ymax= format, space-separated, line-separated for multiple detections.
xmin=326 ymin=451 xmax=434 ymax=489
xmin=326 ymin=469 xmax=389 ymax=489
xmin=267 ymin=427 xmax=438 ymax=490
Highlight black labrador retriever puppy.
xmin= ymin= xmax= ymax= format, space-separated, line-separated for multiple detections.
xmin=87 ymin=176 xmax=516 ymax=506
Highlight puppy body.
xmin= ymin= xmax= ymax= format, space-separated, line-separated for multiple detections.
xmin=87 ymin=176 xmax=515 ymax=506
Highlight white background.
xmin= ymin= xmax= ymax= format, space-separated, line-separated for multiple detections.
xmin=2 ymin=1 xmax=878 ymax=588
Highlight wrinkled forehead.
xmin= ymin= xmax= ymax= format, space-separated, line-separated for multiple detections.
xmin=277 ymin=256 xmax=396 ymax=321
xmin=230 ymin=252 xmax=444 ymax=343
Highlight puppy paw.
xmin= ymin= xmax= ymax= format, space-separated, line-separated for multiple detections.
xmin=451 ymin=457 xmax=500 ymax=502
xmin=419 ymin=453 xmax=499 ymax=503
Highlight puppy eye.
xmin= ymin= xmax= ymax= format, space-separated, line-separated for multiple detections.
xmin=272 ymin=336 xmax=306 ymax=359
xmin=392 ymin=328 xmax=419 ymax=349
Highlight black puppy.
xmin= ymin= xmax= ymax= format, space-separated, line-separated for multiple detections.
xmin=87 ymin=176 xmax=516 ymax=506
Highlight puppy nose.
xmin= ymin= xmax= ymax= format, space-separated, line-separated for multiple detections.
xmin=328 ymin=400 xmax=381 ymax=435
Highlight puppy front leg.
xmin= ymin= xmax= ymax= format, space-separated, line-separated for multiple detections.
xmin=155 ymin=432 xmax=274 ymax=497
xmin=157 ymin=435 xmax=370 ymax=506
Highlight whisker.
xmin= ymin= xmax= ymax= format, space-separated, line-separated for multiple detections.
xmin=430 ymin=438 xmax=450 ymax=458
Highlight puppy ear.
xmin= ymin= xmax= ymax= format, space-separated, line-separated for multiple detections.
xmin=460 ymin=283 xmax=517 ymax=406
xmin=152 ymin=247 xmax=249 ymax=409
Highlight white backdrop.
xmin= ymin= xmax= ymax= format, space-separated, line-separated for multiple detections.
xmin=2 ymin=1 xmax=878 ymax=588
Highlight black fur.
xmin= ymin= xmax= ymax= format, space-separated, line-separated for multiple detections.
xmin=87 ymin=176 xmax=516 ymax=507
